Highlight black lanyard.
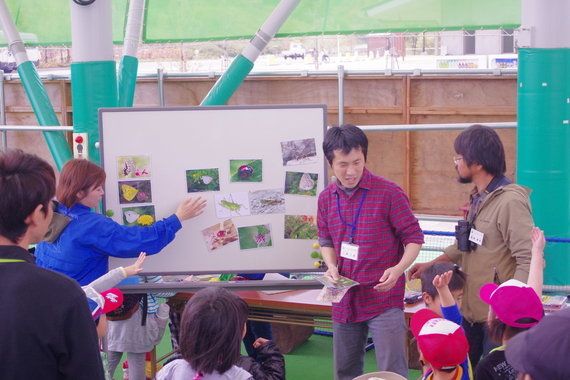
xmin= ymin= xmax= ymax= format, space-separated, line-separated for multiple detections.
xmin=336 ymin=189 xmax=368 ymax=244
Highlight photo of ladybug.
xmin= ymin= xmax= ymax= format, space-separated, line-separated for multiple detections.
xmin=229 ymin=159 xmax=262 ymax=182
xmin=201 ymin=219 xmax=238 ymax=252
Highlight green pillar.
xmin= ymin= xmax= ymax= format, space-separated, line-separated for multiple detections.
xmin=71 ymin=61 xmax=118 ymax=164
xmin=517 ymin=48 xmax=570 ymax=286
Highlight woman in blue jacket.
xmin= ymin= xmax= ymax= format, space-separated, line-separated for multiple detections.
xmin=35 ymin=159 xmax=206 ymax=286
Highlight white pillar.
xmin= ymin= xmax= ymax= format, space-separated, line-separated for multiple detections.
xmin=521 ymin=0 xmax=570 ymax=48
xmin=70 ymin=0 xmax=114 ymax=62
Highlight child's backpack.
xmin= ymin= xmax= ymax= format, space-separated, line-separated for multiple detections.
xmin=106 ymin=293 xmax=148 ymax=325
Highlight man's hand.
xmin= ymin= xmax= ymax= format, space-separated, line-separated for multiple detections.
xmin=374 ymin=266 xmax=404 ymax=292
xmin=408 ymin=261 xmax=431 ymax=280
xmin=324 ymin=265 xmax=340 ymax=283
xmin=124 ymin=252 xmax=146 ymax=277
xmin=175 ymin=196 xmax=207 ymax=221
xmin=432 ymin=270 xmax=453 ymax=290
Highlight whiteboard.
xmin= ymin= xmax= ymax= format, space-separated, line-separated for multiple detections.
xmin=99 ymin=105 xmax=326 ymax=273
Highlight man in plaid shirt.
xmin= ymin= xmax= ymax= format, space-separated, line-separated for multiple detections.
xmin=318 ymin=125 xmax=424 ymax=380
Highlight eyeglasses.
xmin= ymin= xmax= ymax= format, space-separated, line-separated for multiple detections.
xmin=453 ymin=156 xmax=463 ymax=165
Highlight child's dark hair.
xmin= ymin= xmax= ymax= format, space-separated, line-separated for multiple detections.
xmin=179 ymin=287 xmax=249 ymax=375
xmin=421 ymin=262 xmax=466 ymax=298
xmin=487 ymin=317 xmax=533 ymax=345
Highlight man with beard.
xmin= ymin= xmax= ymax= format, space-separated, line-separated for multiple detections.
xmin=409 ymin=124 xmax=533 ymax=368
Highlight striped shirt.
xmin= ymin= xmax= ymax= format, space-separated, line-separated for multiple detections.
xmin=317 ymin=168 xmax=424 ymax=323
xmin=140 ymin=275 xmax=175 ymax=315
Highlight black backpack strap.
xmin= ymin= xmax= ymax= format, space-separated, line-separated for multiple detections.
xmin=141 ymin=294 xmax=148 ymax=326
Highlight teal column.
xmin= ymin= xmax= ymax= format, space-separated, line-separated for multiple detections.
xmin=118 ymin=55 xmax=139 ymax=107
xmin=17 ymin=61 xmax=71 ymax=169
xmin=517 ymin=48 xmax=570 ymax=286
xmin=71 ymin=61 xmax=118 ymax=164
xmin=201 ymin=55 xmax=254 ymax=106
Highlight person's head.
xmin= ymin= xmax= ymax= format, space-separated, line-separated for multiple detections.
xmin=86 ymin=287 xmax=124 ymax=338
xmin=0 ymin=149 xmax=55 ymax=245
xmin=179 ymin=287 xmax=249 ymax=375
xmin=480 ymin=279 xmax=544 ymax=344
xmin=421 ymin=263 xmax=466 ymax=315
xmin=411 ymin=309 xmax=469 ymax=373
xmin=323 ymin=124 xmax=368 ymax=188
xmin=506 ymin=307 xmax=570 ymax=380
xmin=453 ymin=124 xmax=506 ymax=184
xmin=56 ymin=159 xmax=106 ymax=208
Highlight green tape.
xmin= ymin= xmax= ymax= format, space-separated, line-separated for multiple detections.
xmin=517 ymin=48 xmax=570 ymax=286
xmin=17 ymin=61 xmax=71 ymax=170
xmin=71 ymin=61 xmax=118 ymax=164
xmin=117 ymin=55 xmax=138 ymax=107
xmin=201 ymin=54 xmax=254 ymax=106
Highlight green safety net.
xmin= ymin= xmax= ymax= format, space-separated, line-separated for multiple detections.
xmin=1 ymin=0 xmax=520 ymax=46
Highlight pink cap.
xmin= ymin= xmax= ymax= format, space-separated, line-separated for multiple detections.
xmin=479 ymin=279 xmax=544 ymax=328
xmin=411 ymin=309 xmax=469 ymax=370
xmin=100 ymin=288 xmax=124 ymax=314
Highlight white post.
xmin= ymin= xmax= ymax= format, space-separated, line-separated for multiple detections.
xmin=521 ymin=0 xmax=570 ymax=48
xmin=123 ymin=0 xmax=145 ymax=57
xmin=70 ymin=0 xmax=114 ymax=62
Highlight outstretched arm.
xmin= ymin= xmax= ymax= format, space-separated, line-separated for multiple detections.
xmin=527 ymin=227 xmax=545 ymax=296
xmin=433 ymin=270 xmax=455 ymax=308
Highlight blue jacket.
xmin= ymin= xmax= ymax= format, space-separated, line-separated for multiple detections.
xmin=35 ymin=203 xmax=182 ymax=286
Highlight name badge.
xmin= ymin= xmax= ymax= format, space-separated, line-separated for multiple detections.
xmin=469 ymin=228 xmax=484 ymax=246
xmin=340 ymin=242 xmax=359 ymax=261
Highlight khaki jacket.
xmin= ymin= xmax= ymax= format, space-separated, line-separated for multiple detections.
xmin=445 ymin=184 xmax=533 ymax=323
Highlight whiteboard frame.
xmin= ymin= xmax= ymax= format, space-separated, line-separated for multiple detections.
xmin=98 ymin=104 xmax=327 ymax=275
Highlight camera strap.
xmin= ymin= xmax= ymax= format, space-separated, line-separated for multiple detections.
xmin=468 ymin=175 xmax=511 ymax=223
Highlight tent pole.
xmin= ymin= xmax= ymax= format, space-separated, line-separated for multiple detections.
xmin=0 ymin=0 xmax=71 ymax=169
xmin=70 ymin=0 xmax=117 ymax=164
xmin=517 ymin=0 xmax=570 ymax=287
xmin=201 ymin=0 xmax=301 ymax=106
xmin=118 ymin=0 xmax=145 ymax=107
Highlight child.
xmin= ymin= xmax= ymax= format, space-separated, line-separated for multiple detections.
xmin=235 ymin=337 xmax=285 ymax=380
xmin=420 ymin=262 xmax=467 ymax=324
xmin=84 ymin=253 xmax=146 ymax=379
xmin=106 ymin=267 xmax=174 ymax=380
xmin=474 ymin=227 xmax=546 ymax=380
xmin=411 ymin=309 xmax=470 ymax=380
xmin=419 ymin=262 xmax=471 ymax=379
xmin=157 ymin=287 xmax=259 ymax=379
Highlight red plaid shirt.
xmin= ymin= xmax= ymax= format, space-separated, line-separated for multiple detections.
xmin=317 ymin=168 xmax=424 ymax=323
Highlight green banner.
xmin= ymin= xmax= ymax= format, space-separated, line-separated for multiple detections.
xmin=3 ymin=0 xmax=520 ymax=45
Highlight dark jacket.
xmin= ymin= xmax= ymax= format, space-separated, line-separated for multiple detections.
xmin=0 ymin=245 xmax=105 ymax=380
xmin=236 ymin=341 xmax=285 ymax=380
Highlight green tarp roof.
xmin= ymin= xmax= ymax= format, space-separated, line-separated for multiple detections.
xmin=3 ymin=0 xmax=520 ymax=46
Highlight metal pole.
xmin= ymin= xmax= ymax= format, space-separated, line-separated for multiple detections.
xmin=157 ymin=68 xmax=165 ymax=107
xmin=0 ymin=74 xmax=6 ymax=151
xmin=337 ymin=65 xmax=345 ymax=125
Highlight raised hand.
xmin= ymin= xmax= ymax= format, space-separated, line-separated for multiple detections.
xmin=124 ymin=252 xmax=146 ymax=276
xmin=175 ymin=196 xmax=207 ymax=221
